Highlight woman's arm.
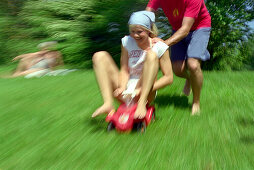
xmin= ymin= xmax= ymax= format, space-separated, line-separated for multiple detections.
xmin=152 ymin=50 xmax=173 ymax=91
xmin=12 ymin=53 xmax=32 ymax=61
xmin=12 ymin=50 xmax=48 ymax=62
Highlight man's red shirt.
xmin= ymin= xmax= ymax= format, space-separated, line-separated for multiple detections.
xmin=147 ymin=0 xmax=211 ymax=31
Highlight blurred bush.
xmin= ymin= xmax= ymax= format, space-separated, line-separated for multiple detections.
xmin=203 ymin=0 xmax=254 ymax=70
xmin=0 ymin=0 xmax=253 ymax=70
xmin=0 ymin=0 xmax=148 ymax=68
xmin=241 ymin=34 xmax=254 ymax=70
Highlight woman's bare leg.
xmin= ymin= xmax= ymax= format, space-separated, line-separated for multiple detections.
xmin=92 ymin=51 xmax=119 ymax=117
xmin=13 ymin=57 xmax=36 ymax=75
xmin=11 ymin=68 xmax=44 ymax=77
xmin=14 ymin=58 xmax=31 ymax=74
xmin=134 ymin=51 xmax=159 ymax=119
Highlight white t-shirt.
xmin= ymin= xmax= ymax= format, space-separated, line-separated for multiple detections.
xmin=121 ymin=35 xmax=169 ymax=79
xmin=121 ymin=35 xmax=169 ymax=95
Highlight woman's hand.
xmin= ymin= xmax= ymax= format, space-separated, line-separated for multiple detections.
xmin=113 ymin=87 xmax=125 ymax=98
xmin=134 ymin=88 xmax=141 ymax=100
xmin=12 ymin=56 xmax=19 ymax=62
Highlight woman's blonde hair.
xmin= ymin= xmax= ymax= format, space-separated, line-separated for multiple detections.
xmin=129 ymin=23 xmax=158 ymax=38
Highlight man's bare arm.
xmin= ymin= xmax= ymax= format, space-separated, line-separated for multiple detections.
xmin=146 ymin=7 xmax=155 ymax=12
xmin=165 ymin=17 xmax=195 ymax=46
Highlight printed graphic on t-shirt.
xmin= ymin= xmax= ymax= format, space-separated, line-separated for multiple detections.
xmin=129 ymin=50 xmax=143 ymax=58
xmin=173 ymin=8 xmax=179 ymax=17
xmin=128 ymin=49 xmax=145 ymax=78
xmin=122 ymin=35 xmax=168 ymax=78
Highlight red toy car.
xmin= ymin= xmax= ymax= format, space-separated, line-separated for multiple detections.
xmin=105 ymin=103 xmax=155 ymax=133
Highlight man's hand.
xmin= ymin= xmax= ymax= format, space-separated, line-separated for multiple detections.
xmin=151 ymin=37 xmax=166 ymax=45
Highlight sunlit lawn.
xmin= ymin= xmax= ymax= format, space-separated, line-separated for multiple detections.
xmin=0 ymin=66 xmax=254 ymax=169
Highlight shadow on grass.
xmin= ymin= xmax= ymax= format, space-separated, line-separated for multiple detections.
xmin=155 ymin=94 xmax=191 ymax=108
xmin=86 ymin=117 xmax=107 ymax=132
xmin=236 ymin=117 xmax=254 ymax=144
xmin=240 ymin=136 xmax=254 ymax=144
xmin=237 ymin=117 xmax=254 ymax=127
xmin=86 ymin=94 xmax=190 ymax=133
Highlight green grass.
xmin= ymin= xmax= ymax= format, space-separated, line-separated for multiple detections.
xmin=0 ymin=67 xmax=254 ymax=169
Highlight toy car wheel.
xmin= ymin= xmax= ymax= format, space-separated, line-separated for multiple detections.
xmin=136 ymin=121 xmax=146 ymax=133
xmin=107 ymin=122 xmax=115 ymax=132
xmin=152 ymin=112 xmax=155 ymax=122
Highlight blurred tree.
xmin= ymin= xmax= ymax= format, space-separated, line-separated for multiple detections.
xmin=240 ymin=33 xmax=254 ymax=70
xmin=0 ymin=0 xmax=25 ymax=16
xmin=0 ymin=0 xmax=253 ymax=70
xmin=203 ymin=0 xmax=254 ymax=70
xmin=85 ymin=0 xmax=147 ymax=65
xmin=0 ymin=0 xmax=33 ymax=64
xmin=15 ymin=0 xmax=147 ymax=67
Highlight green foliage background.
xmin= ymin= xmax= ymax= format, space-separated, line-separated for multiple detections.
xmin=205 ymin=0 xmax=254 ymax=70
xmin=0 ymin=0 xmax=253 ymax=70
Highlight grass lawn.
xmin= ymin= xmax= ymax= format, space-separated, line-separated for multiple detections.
xmin=0 ymin=66 xmax=254 ymax=169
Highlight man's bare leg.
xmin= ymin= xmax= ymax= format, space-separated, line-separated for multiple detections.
xmin=172 ymin=61 xmax=191 ymax=96
xmin=92 ymin=51 xmax=119 ymax=117
xmin=187 ymin=58 xmax=202 ymax=115
xmin=183 ymin=79 xmax=191 ymax=96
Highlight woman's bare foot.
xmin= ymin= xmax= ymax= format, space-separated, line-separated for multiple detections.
xmin=182 ymin=79 xmax=191 ymax=96
xmin=0 ymin=73 xmax=13 ymax=78
xmin=92 ymin=103 xmax=114 ymax=118
xmin=191 ymin=103 xmax=200 ymax=116
xmin=134 ymin=104 xmax=147 ymax=119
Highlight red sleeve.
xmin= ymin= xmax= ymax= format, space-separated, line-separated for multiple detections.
xmin=184 ymin=0 xmax=202 ymax=19
xmin=147 ymin=0 xmax=160 ymax=11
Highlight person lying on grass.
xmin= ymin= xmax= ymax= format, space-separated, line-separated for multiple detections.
xmin=92 ymin=11 xmax=173 ymax=119
xmin=11 ymin=41 xmax=63 ymax=77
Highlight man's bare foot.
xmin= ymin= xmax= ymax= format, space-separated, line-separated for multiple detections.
xmin=182 ymin=79 xmax=191 ymax=96
xmin=92 ymin=103 xmax=114 ymax=118
xmin=134 ymin=104 xmax=147 ymax=119
xmin=191 ymin=103 xmax=200 ymax=116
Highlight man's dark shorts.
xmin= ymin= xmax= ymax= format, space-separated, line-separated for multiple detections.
xmin=171 ymin=27 xmax=211 ymax=61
